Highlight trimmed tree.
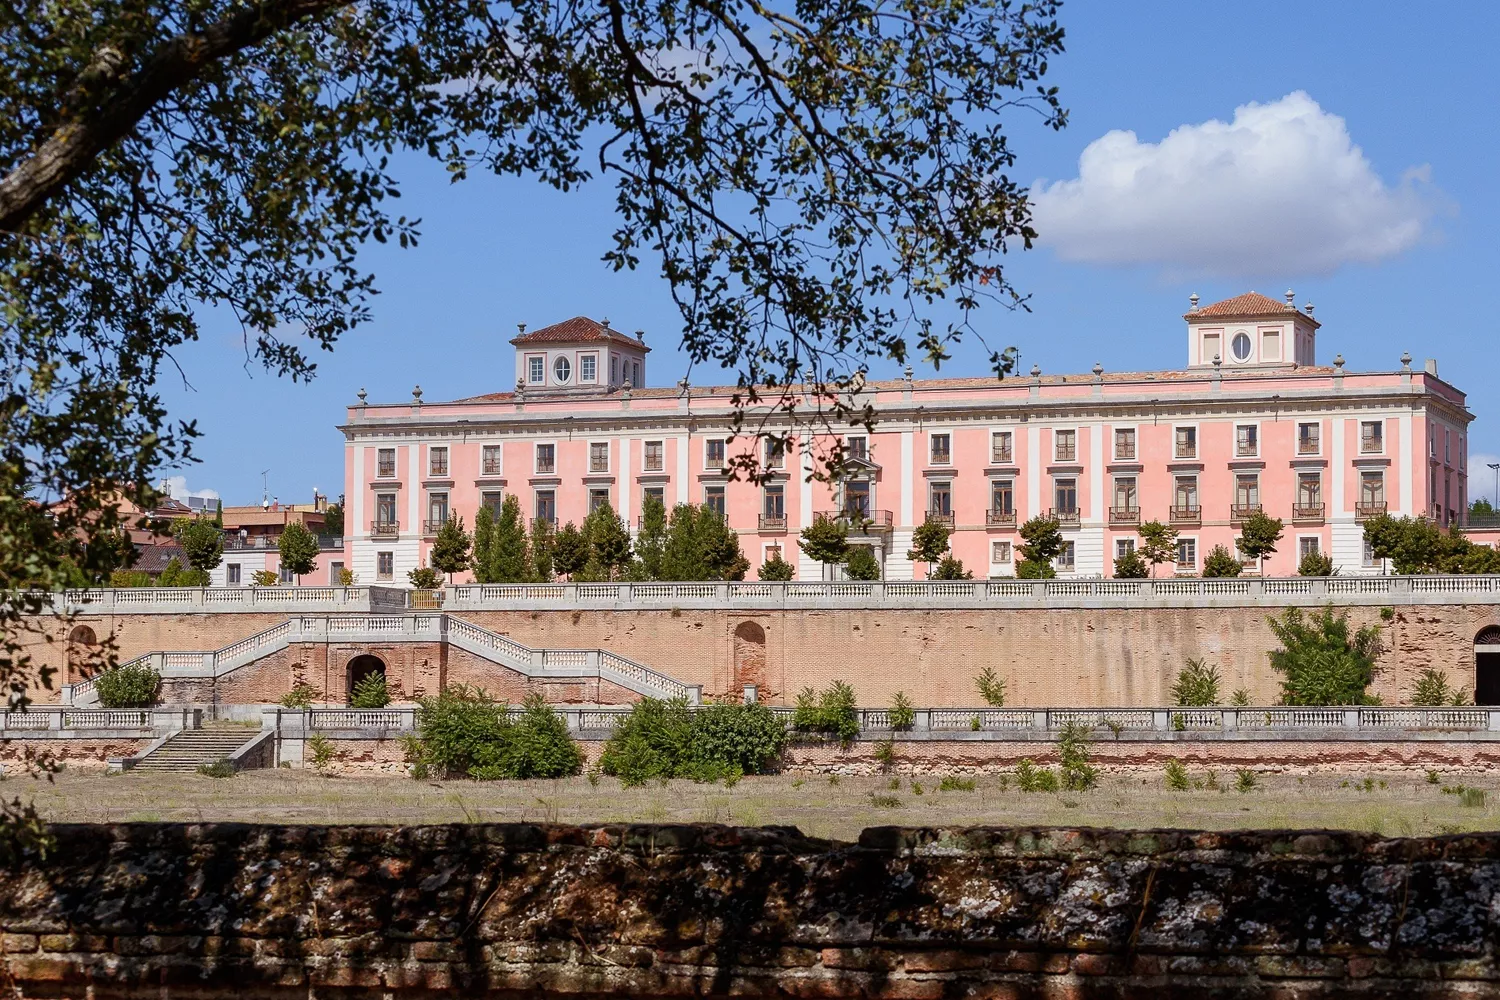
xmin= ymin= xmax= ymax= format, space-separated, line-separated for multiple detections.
xmin=844 ymin=545 xmax=881 ymax=581
xmin=174 ymin=517 xmax=224 ymax=578
xmin=1137 ymin=520 xmax=1178 ymax=579
xmin=800 ymin=514 xmax=849 ymax=581
xmin=553 ymin=522 xmax=588 ymax=580
xmin=492 ymin=495 xmax=532 ymax=583
xmin=906 ymin=517 xmax=952 ymax=578
xmin=931 ymin=555 xmax=973 ymax=580
xmin=583 ymin=501 xmax=632 ymax=581
xmin=1202 ymin=544 xmax=1242 ymax=578
xmin=635 ymin=494 xmax=668 ymax=580
xmin=429 ymin=516 xmax=471 ymax=582
xmin=471 ymin=506 xmax=496 ymax=583
xmin=1235 ymin=510 xmax=1284 ymax=576
xmin=530 ymin=516 xmax=556 ymax=582
xmin=1016 ymin=515 xmax=1063 ymax=579
xmin=278 ymin=520 xmax=319 ymax=584
xmin=758 ymin=551 xmax=795 ymax=581
xmin=1113 ymin=547 xmax=1149 ymax=579
xmin=1297 ymin=550 xmax=1335 ymax=576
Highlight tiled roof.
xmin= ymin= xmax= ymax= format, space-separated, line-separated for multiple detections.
xmin=509 ymin=316 xmax=652 ymax=352
xmin=132 ymin=543 xmax=188 ymax=574
xmin=1187 ymin=291 xmax=1319 ymax=327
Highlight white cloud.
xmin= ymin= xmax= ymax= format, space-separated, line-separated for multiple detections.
xmin=160 ymin=475 xmax=220 ymax=504
xmin=1030 ymin=92 xmax=1441 ymax=277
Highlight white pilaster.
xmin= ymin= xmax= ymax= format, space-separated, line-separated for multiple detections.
xmin=799 ymin=440 xmax=814 ymax=527
xmin=677 ymin=434 xmax=690 ymax=505
xmin=1089 ymin=422 xmax=1105 ymax=525
xmin=407 ymin=444 xmax=420 ymax=534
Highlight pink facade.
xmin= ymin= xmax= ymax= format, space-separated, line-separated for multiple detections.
xmin=341 ymin=297 xmax=1480 ymax=584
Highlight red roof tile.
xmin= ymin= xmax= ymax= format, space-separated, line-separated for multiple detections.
xmin=1187 ymin=291 xmax=1319 ymax=327
xmin=509 ymin=316 xmax=652 ymax=352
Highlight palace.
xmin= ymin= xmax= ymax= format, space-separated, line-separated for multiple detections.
xmin=330 ymin=291 xmax=1477 ymax=585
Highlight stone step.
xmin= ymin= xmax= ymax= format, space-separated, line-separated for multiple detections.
xmin=132 ymin=728 xmax=261 ymax=772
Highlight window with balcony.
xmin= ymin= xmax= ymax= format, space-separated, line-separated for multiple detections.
xmin=1233 ymin=474 xmax=1260 ymax=517
xmin=377 ymin=447 xmax=396 ymax=478
xmin=377 ymin=551 xmax=394 ymax=581
xmin=534 ymin=490 xmax=556 ymax=524
xmin=643 ymin=440 xmax=664 ymax=472
xmin=989 ymin=480 xmax=1014 ymax=523
xmin=846 ymin=436 xmax=867 ymax=461
xmin=481 ymin=445 xmax=502 ymax=476
xmin=426 ymin=492 xmax=449 ymax=533
xmin=991 ymin=431 xmax=1013 ymax=464
xmin=580 ymin=355 xmax=597 ymax=383
xmin=843 ymin=481 xmax=871 ymax=517
xmin=374 ymin=493 xmax=398 ymax=535
xmin=1172 ymin=476 xmax=1200 ymax=522
xmin=761 ymin=485 xmax=786 ymax=528
xmin=1053 ymin=478 xmax=1078 ymax=524
xmin=429 ymin=447 xmax=449 ymax=477
xmin=226 ymin=563 xmax=241 ymax=585
xmin=705 ymin=485 xmax=726 ymax=517
xmin=1359 ymin=472 xmax=1386 ymax=518
xmin=1112 ymin=476 xmax=1138 ymax=523
xmin=765 ymin=438 xmax=786 ymax=470
xmin=1297 ymin=422 xmax=1320 ymax=455
xmin=481 ymin=491 xmax=504 ymax=516
xmin=929 ymin=481 xmax=953 ymax=520
xmin=1176 ymin=538 xmax=1197 ymax=570
xmin=528 ymin=356 xmax=544 ymax=383
xmin=1361 ymin=420 xmax=1384 ymax=454
xmin=1114 ymin=427 xmax=1136 ymax=461
xmin=1235 ymin=424 xmax=1258 ymax=458
xmin=535 ymin=443 xmax=555 ymax=474
xmin=1175 ymin=426 xmax=1197 ymax=459
xmin=1056 ymin=540 xmax=1076 ymax=571
xmin=1054 ymin=429 xmax=1076 ymax=462
xmin=992 ymin=540 xmax=1012 ymax=563
xmin=589 ymin=441 xmax=610 ymax=473
xmin=1296 ymin=474 xmax=1323 ymax=520
xmin=929 ymin=433 xmax=951 ymax=465
xmin=706 ymin=438 xmax=727 ymax=468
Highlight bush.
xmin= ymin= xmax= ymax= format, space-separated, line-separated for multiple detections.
xmin=1202 ymin=544 xmax=1242 ymax=577
xmin=1268 ymin=606 xmax=1381 ymax=705
xmin=599 ymin=698 xmax=786 ymax=784
xmin=307 ymin=733 xmax=336 ymax=772
xmin=95 ymin=662 xmax=161 ymax=708
xmin=1297 ymin=550 xmax=1335 ymax=576
xmin=888 ymin=691 xmax=915 ymax=731
xmin=1235 ymin=769 xmax=1257 ymax=793
xmin=1164 ymin=759 xmax=1190 ymax=791
xmin=1171 ymin=658 xmax=1221 ymax=706
xmin=1230 ymin=688 xmax=1251 ymax=707
xmin=350 ymin=672 xmax=390 ymax=708
xmin=938 ymin=776 xmax=975 ymax=792
xmin=844 ymin=545 xmax=881 ymax=581
xmin=197 ymin=759 xmax=235 ymax=778
xmin=974 ymin=667 xmax=1007 ymax=707
xmin=1016 ymin=758 xmax=1058 ymax=792
xmin=251 ymin=569 xmax=279 ymax=586
xmin=1113 ymin=548 xmax=1149 ymax=578
xmin=279 ymin=682 xmax=319 ymax=709
xmin=338 ymin=567 xmax=358 ymax=586
xmin=408 ymin=566 xmax=441 ymax=589
xmin=1410 ymin=669 xmax=1469 ymax=706
xmin=930 ymin=555 xmax=973 ymax=580
xmin=1058 ymin=722 xmax=1096 ymax=791
xmin=472 ymin=694 xmax=583 ymax=780
xmin=792 ymin=681 xmax=859 ymax=745
xmin=410 ymin=686 xmax=511 ymax=778
xmin=758 ymin=552 xmax=795 ymax=581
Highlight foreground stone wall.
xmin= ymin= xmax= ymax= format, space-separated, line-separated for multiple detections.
xmin=5 ymin=823 xmax=1500 ymax=997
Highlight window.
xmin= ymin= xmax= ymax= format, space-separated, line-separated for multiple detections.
xmin=528 ymin=356 xmax=544 ymax=383
xmin=1176 ymin=538 xmax=1196 ymax=569
xmin=580 ymin=355 xmax=597 ymax=383
xmin=480 ymin=491 xmax=505 ymax=516
xmin=1175 ymin=426 xmax=1197 ymax=459
xmin=535 ymin=443 xmax=555 ymax=474
xmin=846 ymin=436 xmax=867 ymax=461
xmin=1056 ymin=541 xmax=1076 ymax=570
xmin=706 ymin=438 xmax=727 ymax=468
xmin=643 ymin=440 xmax=664 ymax=472
xmin=1173 ymin=476 xmax=1198 ymax=511
xmin=1053 ymin=478 xmax=1077 ymax=514
xmin=1297 ymin=422 xmax=1320 ymax=455
xmin=1234 ymin=474 xmax=1260 ymax=511
xmin=553 ymin=356 xmax=572 ymax=384
xmin=375 ymin=493 xmax=397 ymax=527
xmin=226 ymin=563 xmax=241 ymax=585
xmin=481 ymin=445 xmax=502 ymax=476
xmin=763 ymin=485 xmax=785 ymax=518
xmin=1113 ymin=476 xmax=1137 ymax=511
xmin=991 ymin=431 xmax=1013 ymax=464
xmin=427 ymin=492 xmax=449 ymax=530
xmin=1231 ymin=331 xmax=1252 ymax=362
xmin=1361 ymin=420 xmax=1384 ymax=454
xmin=610 ymin=356 xmax=618 ymax=385
xmin=1114 ymin=427 xmax=1135 ymax=461
xmin=588 ymin=488 xmax=611 ymax=513
xmin=705 ymin=486 xmax=726 ymax=517
xmin=1235 ymin=424 xmax=1258 ymax=458
xmin=534 ymin=490 xmax=556 ymax=523
xmin=1201 ymin=332 xmax=1221 ymax=365
xmin=1054 ymin=429 xmax=1076 ymax=462
xmin=992 ymin=540 xmax=1012 ymax=563
xmin=1298 ymin=537 xmax=1321 ymax=560
xmin=930 ymin=433 xmax=951 ymax=464
xmin=329 ymin=562 xmax=343 ymax=585
xmin=280 ymin=565 xmax=295 ymax=584
xmin=588 ymin=441 xmax=610 ymax=473
xmin=1297 ymin=473 xmax=1322 ymax=509
xmin=1361 ymin=471 xmax=1386 ymax=506
xmin=1262 ymin=330 xmax=1281 ymax=362
xmin=1362 ymin=538 xmax=1379 ymax=568
xmin=631 ymin=361 xmax=640 ymax=387
xmin=990 ymin=479 xmax=1014 ymax=515
xmin=929 ymin=481 xmax=952 ymax=516
xmin=765 ymin=438 xmax=786 ymax=470
xmin=429 ymin=446 xmax=449 ymax=477
xmin=377 ymin=552 xmax=394 ymax=581
xmin=844 ymin=481 xmax=871 ymax=516
xmin=1115 ymin=538 xmax=1136 ymax=560
xmin=377 ymin=447 xmax=396 ymax=478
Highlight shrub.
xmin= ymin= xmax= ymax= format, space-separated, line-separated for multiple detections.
xmin=337 ymin=567 xmax=358 ymax=586
xmin=1235 ymin=769 xmax=1257 ymax=793
xmin=279 ymin=682 xmax=319 ymax=709
xmin=930 ymin=555 xmax=972 ymax=580
xmin=472 ymin=693 xmax=582 ymax=779
xmin=792 ymin=681 xmax=859 ymax=745
xmin=1058 ymin=722 xmax=1096 ymax=792
xmin=1268 ymin=606 xmax=1381 ymax=705
xmin=888 ymin=691 xmax=915 ymax=731
xmin=873 ymin=738 xmax=896 ymax=773
xmin=600 ymin=698 xmax=786 ymax=785
xmin=408 ymin=566 xmax=441 ymax=589
xmin=938 ymin=776 xmax=975 ymax=792
xmin=307 ymin=733 xmax=336 ymax=773
xmin=1113 ymin=548 xmax=1149 ymax=578
xmin=411 ymin=685 xmax=513 ymax=778
xmin=95 ymin=662 xmax=161 ymax=708
xmin=1297 ymin=550 xmax=1335 ymax=576
xmin=1202 ymin=544 xmax=1243 ymax=577
xmin=758 ymin=551 xmax=795 ymax=581
xmin=1016 ymin=758 xmax=1058 ymax=793
xmin=689 ymin=701 xmax=787 ymax=776
xmin=974 ymin=667 xmax=1007 ymax=707
xmin=350 ymin=672 xmax=390 ymax=709
xmin=869 ymin=794 xmax=902 ymax=808
xmin=197 ymin=759 xmax=235 ymax=778
xmin=251 ymin=569 xmax=279 ymax=586
xmin=400 ymin=733 xmax=428 ymax=779
xmin=599 ymin=698 xmax=695 ymax=785
xmin=1460 ymin=787 xmax=1486 ymax=809
xmin=1230 ymin=688 xmax=1251 ymax=707
xmin=1171 ymin=658 xmax=1221 ymax=706
xmin=1411 ymin=669 xmax=1454 ymax=707
xmin=1164 ymin=759 xmax=1191 ymax=791
xmin=844 ymin=544 xmax=881 ymax=581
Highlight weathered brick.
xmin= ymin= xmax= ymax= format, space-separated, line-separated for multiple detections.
xmin=903 ymin=949 xmax=989 ymax=973
xmin=2 ymin=933 xmax=38 ymax=953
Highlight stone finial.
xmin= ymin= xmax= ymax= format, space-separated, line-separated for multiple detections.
xmin=1213 ymin=354 xmax=1222 ymax=368
xmin=601 ymin=317 xmax=610 ymax=330
xmin=636 ymin=329 xmax=646 ymax=342
xmin=356 ymin=387 xmax=367 ymax=405
xmin=1030 ymin=364 xmax=1041 ymax=378
xmin=1189 ymin=293 xmax=1199 ymax=311
xmin=623 ymin=376 xmax=633 ymax=394
xmin=1333 ymin=354 xmax=1345 ymax=370
xmin=1092 ymin=362 xmax=1103 ymax=377
xmin=1285 ymin=289 xmax=1296 ymax=308
xmin=517 ymin=322 xmax=527 ymax=335
xmin=903 ymin=364 xmax=914 ymax=382
xmin=1400 ymin=351 xmax=1412 ymax=371
xmin=412 ymin=384 xmax=423 ymax=402
xmin=1305 ymin=302 xmax=1315 ymax=316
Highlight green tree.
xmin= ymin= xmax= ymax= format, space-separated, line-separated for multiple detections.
xmin=429 ymin=516 xmax=471 ymax=581
xmin=907 ymin=517 xmax=952 ymax=576
xmin=583 ymin=501 xmax=631 ymax=581
xmin=408 ymin=566 xmax=441 ymax=589
xmin=1016 ymin=516 xmax=1063 ymax=579
xmin=1171 ymin=659 xmax=1221 ymax=706
xmin=635 ymin=494 xmax=668 ymax=580
xmin=157 ymin=557 xmax=186 ymax=587
xmin=492 ymin=495 xmax=532 ymax=583
xmin=552 ymin=523 xmax=589 ymax=581
xmin=471 ymin=506 xmax=496 ymax=584
xmin=1235 ymin=510 xmax=1284 ymax=576
xmin=322 ymin=502 xmax=344 ymax=538
xmin=1202 ymin=544 xmax=1242 ymax=578
xmin=758 ymin=551 xmax=795 ymax=581
xmin=251 ymin=569 xmax=280 ymax=587
xmin=800 ymin=514 xmax=850 ymax=580
xmin=931 ymin=555 xmax=973 ymax=579
xmin=1267 ymin=607 xmax=1381 ymax=706
xmin=844 ymin=545 xmax=881 ymax=581
xmin=696 ymin=508 xmax=749 ymax=580
xmin=1472 ymin=498 xmax=1496 ymax=517
xmin=1137 ymin=521 xmax=1178 ymax=579
xmin=529 ymin=516 xmax=556 ymax=582
xmin=1297 ymin=550 xmax=1335 ymax=577
xmin=1113 ymin=547 xmax=1149 ymax=579
xmin=661 ymin=504 xmax=704 ymax=580
xmin=278 ymin=520 xmax=319 ymax=583
xmin=174 ymin=517 xmax=224 ymax=577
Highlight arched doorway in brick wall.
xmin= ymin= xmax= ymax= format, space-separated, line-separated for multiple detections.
xmin=733 ymin=622 xmax=767 ymax=699
xmin=1476 ymin=628 xmax=1500 ymax=705
xmin=346 ymin=654 xmax=387 ymax=705
xmin=65 ymin=625 xmax=97 ymax=683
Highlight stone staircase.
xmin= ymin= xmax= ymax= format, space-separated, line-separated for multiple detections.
xmin=130 ymin=724 xmax=262 ymax=773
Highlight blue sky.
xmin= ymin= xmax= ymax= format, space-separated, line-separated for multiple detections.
xmin=158 ymin=0 xmax=1500 ymax=507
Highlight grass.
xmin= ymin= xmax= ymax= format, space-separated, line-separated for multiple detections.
xmin=10 ymin=770 xmax=1500 ymax=840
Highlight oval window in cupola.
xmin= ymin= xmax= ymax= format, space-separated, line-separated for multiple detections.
xmin=553 ymin=356 xmax=572 ymax=383
xmin=1230 ymin=332 xmax=1253 ymax=362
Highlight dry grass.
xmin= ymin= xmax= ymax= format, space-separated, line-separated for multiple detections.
xmin=8 ymin=768 xmax=1500 ymax=840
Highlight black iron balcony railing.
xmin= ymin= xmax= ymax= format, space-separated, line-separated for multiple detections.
xmin=758 ymin=513 xmax=788 ymax=531
xmin=1108 ymin=506 xmax=1140 ymax=525
xmin=925 ymin=510 xmax=955 ymax=528
xmin=370 ymin=521 xmax=399 ymax=538
xmin=1230 ymin=503 xmax=1263 ymax=523
xmin=986 ymin=509 xmax=1017 ymax=526
xmin=1050 ymin=507 xmax=1080 ymax=528
xmin=1293 ymin=503 xmax=1325 ymax=522
xmin=1356 ymin=501 xmax=1388 ymax=521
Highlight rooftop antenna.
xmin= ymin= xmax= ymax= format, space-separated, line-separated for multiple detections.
xmin=261 ymin=470 xmax=270 ymax=510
